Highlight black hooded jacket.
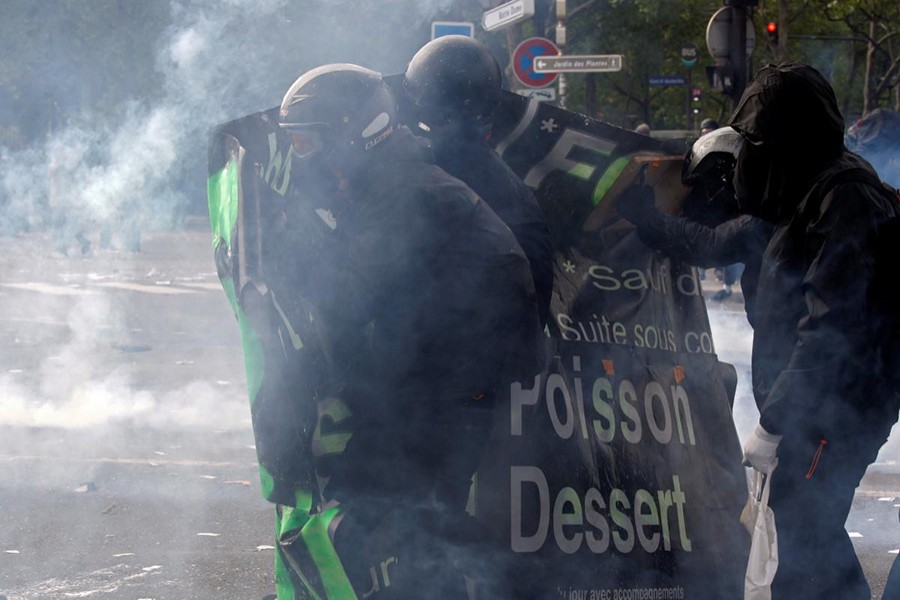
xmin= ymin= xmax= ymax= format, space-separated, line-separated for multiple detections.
xmin=632 ymin=210 xmax=772 ymax=327
xmin=309 ymin=127 xmax=544 ymax=401
xmin=432 ymin=136 xmax=555 ymax=327
xmin=728 ymin=63 xmax=900 ymax=436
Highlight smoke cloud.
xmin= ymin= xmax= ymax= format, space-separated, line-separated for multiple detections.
xmin=0 ymin=0 xmax=460 ymax=434
xmin=708 ymin=307 xmax=900 ymax=466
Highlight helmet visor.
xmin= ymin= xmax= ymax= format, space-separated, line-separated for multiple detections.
xmin=286 ymin=129 xmax=325 ymax=160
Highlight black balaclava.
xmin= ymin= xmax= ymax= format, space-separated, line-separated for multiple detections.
xmin=728 ymin=63 xmax=846 ymax=223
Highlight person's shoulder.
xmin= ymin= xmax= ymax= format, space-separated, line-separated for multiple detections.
xmin=809 ymin=154 xmax=893 ymax=212
xmin=474 ymin=144 xmax=539 ymax=211
xmin=407 ymin=163 xmax=483 ymax=222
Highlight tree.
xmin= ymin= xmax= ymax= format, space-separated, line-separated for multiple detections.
xmin=820 ymin=0 xmax=900 ymax=113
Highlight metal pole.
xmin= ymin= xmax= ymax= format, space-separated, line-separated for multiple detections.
xmin=556 ymin=0 xmax=567 ymax=107
xmin=728 ymin=3 xmax=748 ymax=108
xmin=687 ymin=68 xmax=694 ymax=131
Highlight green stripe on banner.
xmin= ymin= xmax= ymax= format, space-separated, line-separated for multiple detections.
xmin=592 ymin=156 xmax=633 ymax=206
xmin=276 ymin=507 xmax=322 ymax=600
xmin=208 ymin=164 xmax=273 ymax=500
xmin=207 ymin=162 xmax=239 ymax=252
xmin=301 ymin=506 xmax=357 ymax=599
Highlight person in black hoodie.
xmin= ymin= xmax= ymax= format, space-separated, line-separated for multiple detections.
xmin=277 ymin=63 xmax=543 ymax=598
xmin=401 ymin=35 xmax=554 ymax=328
xmin=731 ymin=63 xmax=900 ymax=599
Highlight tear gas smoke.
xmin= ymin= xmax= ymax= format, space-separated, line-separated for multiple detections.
xmin=707 ymin=308 xmax=900 ymax=465
xmin=0 ymin=0 xmax=457 ymax=434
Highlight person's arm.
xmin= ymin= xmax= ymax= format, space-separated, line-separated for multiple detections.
xmin=617 ymin=184 xmax=761 ymax=266
xmin=637 ymin=212 xmax=761 ymax=267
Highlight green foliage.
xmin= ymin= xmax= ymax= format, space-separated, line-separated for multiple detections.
xmin=0 ymin=0 xmax=893 ymax=148
xmin=522 ymin=0 xmax=896 ymax=129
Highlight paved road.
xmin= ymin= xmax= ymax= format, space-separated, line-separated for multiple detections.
xmin=0 ymin=226 xmax=276 ymax=599
xmin=0 ymin=228 xmax=897 ymax=599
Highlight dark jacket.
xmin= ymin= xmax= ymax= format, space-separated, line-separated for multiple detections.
xmin=310 ymin=127 xmax=544 ymax=401
xmin=728 ymin=63 xmax=900 ymax=436
xmin=633 ymin=210 xmax=772 ymax=327
xmin=432 ymin=137 xmax=555 ymax=327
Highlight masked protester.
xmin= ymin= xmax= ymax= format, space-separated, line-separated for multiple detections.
xmin=402 ymin=35 xmax=554 ymax=328
xmin=277 ymin=63 xmax=543 ymax=598
xmin=616 ymin=127 xmax=773 ymax=327
xmin=729 ymin=63 xmax=900 ymax=599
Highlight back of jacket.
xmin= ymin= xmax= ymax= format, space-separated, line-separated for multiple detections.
xmin=434 ymin=138 xmax=555 ymax=327
xmin=751 ymin=152 xmax=900 ymax=434
xmin=311 ymin=128 xmax=543 ymax=401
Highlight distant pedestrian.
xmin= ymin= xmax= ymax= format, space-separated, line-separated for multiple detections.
xmin=700 ymin=117 xmax=719 ymax=136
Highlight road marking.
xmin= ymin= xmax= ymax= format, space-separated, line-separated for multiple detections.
xmin=1 ymin=281 xmax=217 ymax=296
xmin=0 ymin=283 xmax=99 ymax=296
xmin=97 ymin=282 xmax=199 ymax=295
xmin=0 ymin=455 xmax=249 ymax=468
xmin=179 ymin=282 xmax=222 ymax=291
xmin=3 ymin=564 xmax=165 ymax=598
xmin=1 ymin=316 xmax=69 ymax=326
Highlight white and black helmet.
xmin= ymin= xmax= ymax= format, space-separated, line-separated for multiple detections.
xmin=682 ymin=126 xmax=743 ymax=186
xmin=279 ymin=64 xmax=397 ymax=171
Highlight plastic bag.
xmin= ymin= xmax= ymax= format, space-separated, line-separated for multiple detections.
xmin=740 ymin=468 xmax=779 ymax=600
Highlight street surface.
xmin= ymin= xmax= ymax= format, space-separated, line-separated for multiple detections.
xmin=0 ymin=224 xmax=897 ymax=599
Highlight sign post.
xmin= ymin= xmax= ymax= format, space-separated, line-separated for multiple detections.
xmin=680 ymin=44 xmax=699 ymax=131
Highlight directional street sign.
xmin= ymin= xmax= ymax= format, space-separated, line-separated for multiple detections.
xmin=431 ymin=21 xmax=475 ymax=40
xmin=512 ymin=37 xmax=560 ymax=88
xmin=482 ymin=0 xmax=535 ymax=32
xmin=532 ymin=54 xmax=623 ymax=74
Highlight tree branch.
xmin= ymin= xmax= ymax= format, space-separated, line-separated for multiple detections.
xmin=870 ymin=55 xmax=900 ymax=101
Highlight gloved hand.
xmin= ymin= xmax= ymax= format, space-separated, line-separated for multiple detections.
xmin=742 ymin=424 xmax=782 ymax=474
xmin=616 ymin=183 xmax=656 ymax=225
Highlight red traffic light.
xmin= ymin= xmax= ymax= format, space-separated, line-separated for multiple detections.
xmin=766 ymin=21 xmax=779 ymax=44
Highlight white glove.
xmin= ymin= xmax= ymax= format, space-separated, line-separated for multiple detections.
xmin=742 ymin=425 xmax=782 ymax=474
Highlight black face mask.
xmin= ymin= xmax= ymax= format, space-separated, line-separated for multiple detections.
xmin=732 ymin=139 xmax=787 ymax=222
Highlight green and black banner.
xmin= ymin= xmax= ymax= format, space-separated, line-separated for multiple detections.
xmin=208 ymin=91 xmax=748 ymax=599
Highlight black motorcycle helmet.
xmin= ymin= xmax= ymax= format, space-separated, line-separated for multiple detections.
xmin=402 ymin=35 xmax=502 ymax=139
xmin=279 ymin=64 xmax=397 ymax=179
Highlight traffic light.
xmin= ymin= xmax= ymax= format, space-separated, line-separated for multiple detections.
xmin=766 ymin=21 xmax=779 ymax=45
xmin=691 ymin=87 xmax=702 ymax=114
